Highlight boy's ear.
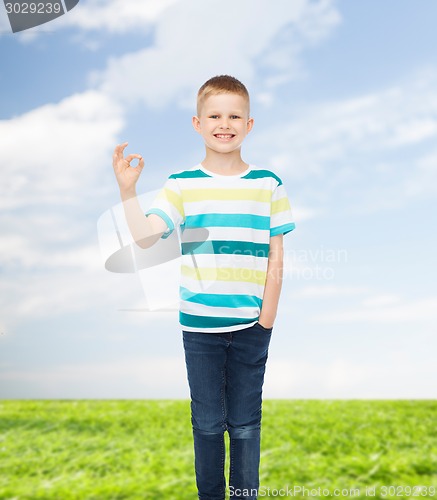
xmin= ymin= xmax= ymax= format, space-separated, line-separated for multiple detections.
xmin=247 ymin=117 xmax=254 ymax=133
xmin=192 ymin=115 xmax=201 ymax=133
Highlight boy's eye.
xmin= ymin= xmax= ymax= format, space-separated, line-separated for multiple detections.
xmin=208 ymin=115 xmax=241 ymax=119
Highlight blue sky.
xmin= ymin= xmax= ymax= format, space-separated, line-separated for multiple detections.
xmin=1 ymin=0 xmax=436 ymax=399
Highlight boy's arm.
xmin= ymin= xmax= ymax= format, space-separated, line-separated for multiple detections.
xmin=258 ymin=233 xmax=284 ymax=329
xmin=120 ymin=189 xmax=168 ymax=249
xmin=113 ymin=142 xmax=168 ymax=249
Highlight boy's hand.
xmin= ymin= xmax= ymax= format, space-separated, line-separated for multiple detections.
xmin=112 ymin=142 xmax=145 ymax=193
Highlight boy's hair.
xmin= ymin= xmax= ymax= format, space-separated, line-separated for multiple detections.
xmin=197 ymin=75 xmax=250 ymax=117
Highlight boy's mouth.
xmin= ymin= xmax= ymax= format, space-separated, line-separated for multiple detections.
xmin=214 ymin=134 xmax=235 ymax=141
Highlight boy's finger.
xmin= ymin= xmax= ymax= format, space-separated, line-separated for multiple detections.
xmin=125 ymin=153 xmax=142 ymax=164
xmin=113 ymin=142 xmax=128 ymax=160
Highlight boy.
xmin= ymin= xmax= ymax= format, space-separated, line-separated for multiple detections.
xmin=112 ymin=75 xmax=295 ymax=500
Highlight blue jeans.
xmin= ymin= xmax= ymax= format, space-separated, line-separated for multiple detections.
xmin=182 ymin=322 xmax=273 ymax=500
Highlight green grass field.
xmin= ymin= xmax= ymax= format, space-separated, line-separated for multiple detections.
xmin=0 ymin=400 xmax=436 ymax=499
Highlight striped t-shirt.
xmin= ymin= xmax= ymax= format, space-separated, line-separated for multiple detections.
xmin=145 ymin=163 xmax=295 ymax=333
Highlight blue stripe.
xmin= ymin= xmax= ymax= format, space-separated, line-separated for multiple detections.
xmin=271 ymin=222 xmax=296 ymax=237
xmin=180 ymin=286 xmax=263 ymax=308
xmin=185 ymin=213 xmax=269 ymax=230
xmin=145 ymin=208 xmax=174 ymax=239
xmin=180 ymin=312 xmax=258 ymax=329
xmin=181 ymin=240 xmax=269 ymax=257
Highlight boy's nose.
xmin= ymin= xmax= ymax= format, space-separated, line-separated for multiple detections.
xmin=219 ymin=122 xmax=230 ymax=129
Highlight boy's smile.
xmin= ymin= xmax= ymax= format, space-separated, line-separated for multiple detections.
xmin=192 ymin=93 xmax=254 ymax=156
xmin=214 ymin=133 xmax=235 ymax=142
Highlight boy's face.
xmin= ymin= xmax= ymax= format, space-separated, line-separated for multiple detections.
xmin=192 ymin=93 xmax=254 ymax=155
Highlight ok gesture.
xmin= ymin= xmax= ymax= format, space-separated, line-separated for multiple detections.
xmin=112 ymin=142 xmax=145 ymax=192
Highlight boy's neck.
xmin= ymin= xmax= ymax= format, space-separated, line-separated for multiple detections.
xmin=200 ymin=149 xmax=249 ymax=175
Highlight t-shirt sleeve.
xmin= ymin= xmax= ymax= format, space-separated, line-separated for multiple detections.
xmin=270 ymin=180 xmax=296 ymax=237
xmin=144 ymin=176 xmax=185 ymax=239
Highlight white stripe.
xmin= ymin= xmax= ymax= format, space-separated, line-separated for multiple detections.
xmin=181 ymin=301 xmax=259 ymax=319
xmin=183 ymin=200 xmax=270 ymax=216
xmin=183 ymin=253 xmax=268 ymax=271
xmin=178 ymin=179 xmax=276 ymax=191
xmin=272 ymin=184 xmax=289 ymax=199
xmin=271 ymin=212 xmax=295 ymax=228
xmin=177 ymin=171 xmax=277 ymax=190
xmin=181 ymin=321 xmax=258 ymax=333
xmin=180 ymin=277 xmax=264 ymax=297
xmin=182 ymin=226 xmax=269 ymax=243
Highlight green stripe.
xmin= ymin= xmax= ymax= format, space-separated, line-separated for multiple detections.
xmin=180 ymin=312 xmax=258 ymax=329
xmin=180 ymin=286 xmax=263 ymax=308
xmin=182 ymin=240 xmax=269 ymax=257
xmin=243 ymin=169 xmax=282 ymax=185
xmin=169 ymin=169 xmax=209 ymax=179
xmin=185 ymin=213 xmax=269 ymax=230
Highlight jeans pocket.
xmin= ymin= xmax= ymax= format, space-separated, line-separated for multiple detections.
xmin=256 ymin=321 xmax=273 ymax=333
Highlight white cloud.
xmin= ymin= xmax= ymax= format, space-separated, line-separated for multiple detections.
xmin=0 ymin=89 xmax=130 ymax=321
xmin=264 ymin=355 xmax=437 ymax=398
xmin=0 ymin=356 xmax=189 ymax=398
xmin=95 ymin=0 xmax=340 ymax=109
xmin=0 ymin=212 xmax=99 ymax=268
xmin=3 ymin=0 xmax=182 ymax=40
xmin=361 ymin=294 xmax=401 ymax=307
xmin=290 ymin=285 xmax=369 ymax=298
xmin=402 ymin=149 xmax=437 ymax=198
xmin=61 ymin=0 xmax=182 ymax=33
xmin=0 ymin=263 xmax=143 ymax=321
xmin=250 ymin=67 xmax=437 ymax=211
xmin=312 ymin=296 xmax=437 ymax=324
xmin=0 ymin=90 xmax=124 ymax=208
